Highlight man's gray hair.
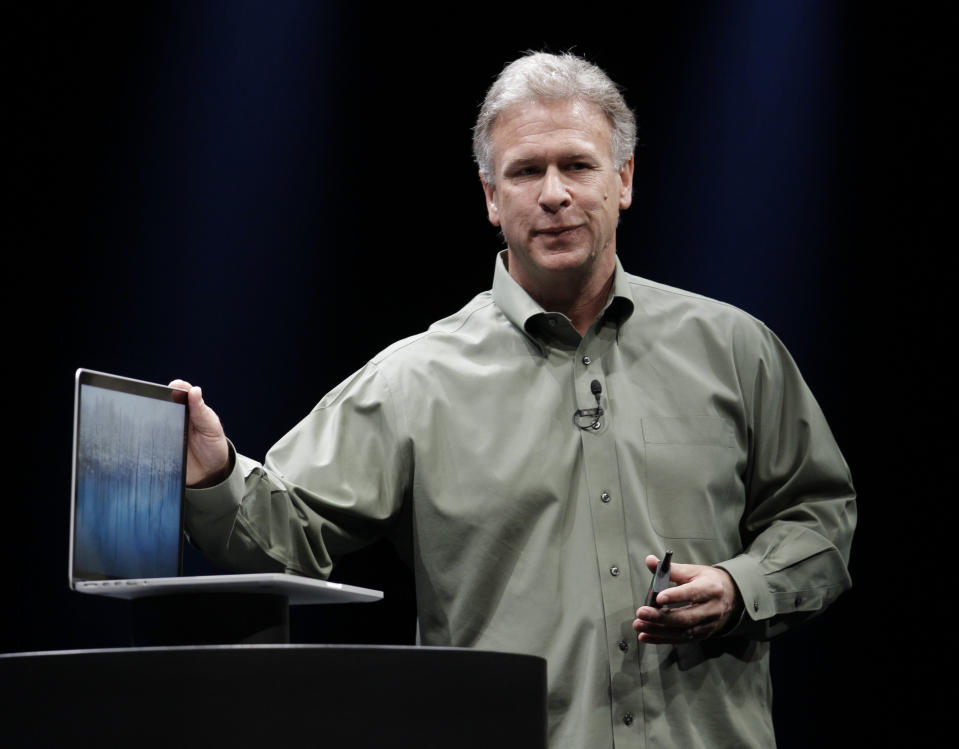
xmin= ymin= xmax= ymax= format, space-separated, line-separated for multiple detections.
xmin=473 ymin=51 xmax=637 ymax=184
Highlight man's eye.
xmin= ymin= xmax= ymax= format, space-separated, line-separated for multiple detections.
xmin=568 ymin=162 xmax=592 ymax=171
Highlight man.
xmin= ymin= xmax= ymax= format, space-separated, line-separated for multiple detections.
xmin=178 ymin=52 xmax=855 ymax=748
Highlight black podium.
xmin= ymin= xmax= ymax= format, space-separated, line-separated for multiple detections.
xmin=1 ymin=645 xmax=547 ymax=748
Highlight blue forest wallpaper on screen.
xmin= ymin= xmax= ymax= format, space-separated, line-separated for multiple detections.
xmin=75 ymin=386 xmax=185 ymax=579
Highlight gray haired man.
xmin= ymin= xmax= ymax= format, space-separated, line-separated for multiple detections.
xmin=179 ymin=52 xmax=856 ymax=748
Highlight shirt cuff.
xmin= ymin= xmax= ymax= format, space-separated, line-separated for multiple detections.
xmin=715 ymin=554 xmax=776 ymax=624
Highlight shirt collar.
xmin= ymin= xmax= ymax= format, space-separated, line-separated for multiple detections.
xmin=491 ymin=250 xmax=635 ymax=351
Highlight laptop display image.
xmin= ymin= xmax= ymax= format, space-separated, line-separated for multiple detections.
xmin=73 ymin=372 xmax=187 ymax=581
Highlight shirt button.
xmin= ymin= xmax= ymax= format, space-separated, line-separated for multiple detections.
xmin=610 ymin=566 xmax=620 ymax=577
xmin=600 ymin=492 xmax=611 ymax=503
xmin=548 ymin=318 xmax=557 ymax=327
xmin=623 ymin=713 xmax=634 ymax=726
xmin=618 ymin=639 xmax=628 ymax=652
xmin=794 ymin=595 xmax=802 ymax=607
xmin=754 ymin=600 xmax=760 ymax=612
xmin=582 ymin=355 xmax=592 ymax=365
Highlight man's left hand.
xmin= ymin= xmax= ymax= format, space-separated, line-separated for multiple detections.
xmin=633 ymin=555 xmax=743 ymax=644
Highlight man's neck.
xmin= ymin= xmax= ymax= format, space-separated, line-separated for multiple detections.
xmin=508 ymin=253 xmax=616 ymax=337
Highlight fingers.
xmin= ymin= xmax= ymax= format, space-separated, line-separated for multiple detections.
xmin=633 ymin=603 xmax=722 ymax=644
xmin=636 ymin=602 xmax=716 ymax=630
xmin=634 ymin=562 xmax=741 ymax=644
xmin=633 ymin=615 xmax=717 ymax=644
xmin=170 ymin=378 xmax=229 ymax=487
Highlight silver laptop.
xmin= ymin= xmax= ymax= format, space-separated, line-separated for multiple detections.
xmin=69 ymin=368 xmax=382 ymax=605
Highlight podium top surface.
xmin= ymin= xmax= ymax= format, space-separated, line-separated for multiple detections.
xmin=1 ymin=642 xmax=541 ymax=661
xmin=1 ymin=645 xmax=548 ymax=748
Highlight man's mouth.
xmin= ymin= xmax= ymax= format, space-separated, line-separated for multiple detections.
xmin=534 ymin=225 xmax=582 ymax=237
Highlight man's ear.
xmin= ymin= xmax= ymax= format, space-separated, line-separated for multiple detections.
xmin=618 ymin=155 xmax=635 ymax=210
xmin=481 ymin=174 xmax=500 ymax=227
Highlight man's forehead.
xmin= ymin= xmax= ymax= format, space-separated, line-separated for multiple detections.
xmin=490 ymin=98 xmax=614 ymax=163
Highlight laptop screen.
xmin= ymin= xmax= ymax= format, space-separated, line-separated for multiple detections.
xmin=72 ymin=371 xmax=188 ymax=581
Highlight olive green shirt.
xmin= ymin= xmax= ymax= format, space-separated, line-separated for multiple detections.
xmin=186 ymin=251 xmax=855 ymax=749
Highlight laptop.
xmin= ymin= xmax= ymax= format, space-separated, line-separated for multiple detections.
xmin=69 ymin=368 xmax=382 ymax=606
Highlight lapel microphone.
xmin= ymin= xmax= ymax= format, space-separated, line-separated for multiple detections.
xmin=573 ymin=380 xmax=604 ymax=430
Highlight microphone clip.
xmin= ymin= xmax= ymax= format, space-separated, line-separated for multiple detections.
xmin=573 ymin=380 xmax=605 ymax=431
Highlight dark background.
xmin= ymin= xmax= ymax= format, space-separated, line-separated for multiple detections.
xmin=6 ymin=1 xmax=955 ymax=745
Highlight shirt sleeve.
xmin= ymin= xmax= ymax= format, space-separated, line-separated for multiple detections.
xmin=716 ymin=320 xmax=857 ymax=639
xmin=183 ymin=362 xmax=412 ymax=579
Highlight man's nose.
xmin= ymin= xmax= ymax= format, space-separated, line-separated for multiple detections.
xmin=538 ymin=167 xmax=571 ymax=212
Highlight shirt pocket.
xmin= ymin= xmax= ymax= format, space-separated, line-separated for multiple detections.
xmin=642 ymin=416 xmax=739 ymax=540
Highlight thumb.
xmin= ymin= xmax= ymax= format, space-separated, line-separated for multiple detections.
xmin=645 ymin=554 xmax=696 ymax=584
xmin=186 ymin=386 xmax=223 ymax=435
xmin=665 ymin=560 xmax=701 ymax=585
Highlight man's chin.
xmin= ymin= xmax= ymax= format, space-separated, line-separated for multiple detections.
xmin=530 ymin=245 xmax=595 ymax=273
xmin=506 ymin=239 xmax=614 ymax=285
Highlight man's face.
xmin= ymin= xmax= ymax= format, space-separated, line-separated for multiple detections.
xmin=481 ymin=98 xmax=633 ymax=291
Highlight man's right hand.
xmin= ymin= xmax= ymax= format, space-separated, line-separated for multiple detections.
xmin=169 ymin=379 xmax=230 ymax=488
